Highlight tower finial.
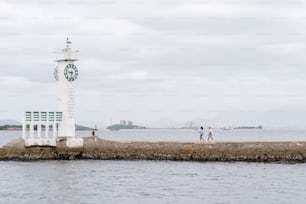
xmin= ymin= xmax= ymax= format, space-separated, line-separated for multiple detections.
xmin=66 ymin=37 xmax=72 ymax=46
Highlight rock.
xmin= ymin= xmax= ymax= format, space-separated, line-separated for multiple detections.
xmin=1 ymin=137 xmax=306 ymax=162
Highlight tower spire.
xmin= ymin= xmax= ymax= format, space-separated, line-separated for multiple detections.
xmin=56 ymin=38 xmax=78 ymax=62
xmin=66 ymin=37 xmax=72 ymax=48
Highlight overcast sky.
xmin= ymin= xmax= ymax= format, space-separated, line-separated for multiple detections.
xmin=1 ymin=0 xmax=306 ymax=128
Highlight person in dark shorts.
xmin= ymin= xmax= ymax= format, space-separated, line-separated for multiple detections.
xmin=198 ymin=126 xmax=204 ymax=143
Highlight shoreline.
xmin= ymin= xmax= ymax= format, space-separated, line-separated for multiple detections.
xmin=0 ymin=137 xmax=306 ymax=162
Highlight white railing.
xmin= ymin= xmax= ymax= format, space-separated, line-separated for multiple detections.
xmin=23 ymin=111 xmax=62 ymax=147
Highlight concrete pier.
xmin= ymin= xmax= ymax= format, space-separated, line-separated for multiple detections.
xmin=1 ymin=137 xmax=306 ymax=162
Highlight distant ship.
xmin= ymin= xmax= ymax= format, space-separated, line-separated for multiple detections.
xmin=234 ymin=125 xmax=263 ymax=130
xmin=220 ymin=127 xmax=231 ymax=130
xmin=220 ymin=125 xmax=263 ymax=130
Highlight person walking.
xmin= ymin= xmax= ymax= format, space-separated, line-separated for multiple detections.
xmin=198 ymin=126 xmax=204 ymax=143
xmin=207 ymin=126 xmax=214 ymax=143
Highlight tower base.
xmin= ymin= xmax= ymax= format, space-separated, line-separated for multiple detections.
xmin=24 ymin=138 xmax=56 ymax=147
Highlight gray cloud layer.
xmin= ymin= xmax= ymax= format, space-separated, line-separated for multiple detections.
xmin=1 ymin=0 xmax=306 ymax=128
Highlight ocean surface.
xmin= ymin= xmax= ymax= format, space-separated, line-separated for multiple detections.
xmin=1 ymin=129 xmax=306 ymax=203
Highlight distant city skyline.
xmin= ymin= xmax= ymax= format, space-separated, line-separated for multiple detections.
xmin=1 ymin=1 xmax=306 ymax=128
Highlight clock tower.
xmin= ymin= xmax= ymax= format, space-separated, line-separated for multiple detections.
xmin=54 ymin=38 xmax=83 ymax=147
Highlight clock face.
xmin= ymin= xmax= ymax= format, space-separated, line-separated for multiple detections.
xmin=54 ymin=66 xmax=58 ymax=81
xmin=64 ymin=64 xmax=78 ymax=82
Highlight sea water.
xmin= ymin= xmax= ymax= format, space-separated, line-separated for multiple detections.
xmin=0 ymin=129 xmax=306 ymax=203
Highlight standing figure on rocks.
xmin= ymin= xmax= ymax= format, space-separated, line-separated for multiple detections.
xmin=92 ymin=125 xmax=98 ymax=137
xmin=207 ymin=126 xmax=214 ymax=143
xmin=198 ymin=126 xmax=204 ymax=143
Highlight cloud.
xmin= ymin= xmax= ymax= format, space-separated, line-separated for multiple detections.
xmin=106 ymin=71 xmax=151 ymax=81
xmin=0 ymin=0 xmax=306 ymax=127
xmin=0 ymin=76 xmax=32 ymax=87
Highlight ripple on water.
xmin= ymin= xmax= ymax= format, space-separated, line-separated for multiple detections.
xmin=0 ymin=145 xmax=306 ymax=203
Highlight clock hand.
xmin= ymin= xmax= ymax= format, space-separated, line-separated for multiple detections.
xmin=69 ymin=71 xmax=73 ymax=78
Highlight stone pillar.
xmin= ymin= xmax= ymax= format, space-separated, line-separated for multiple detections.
xmin=22 ymin=120 xmax=26 ymax=139
xmin=30 ymin=112 xmax=34 ymax=138
xmin=45 ymin=122 xmax=49 ymax=138
xmin=37 ymin=123 xmax=41 ymax=139
xmin=30 ymin=123 xmax=34 ymax=138
xmin=38 ymin=112 xmax=41 ymax=138
xmin=53 ymin=122 xmax=57 ymax=138
xmin=45 ymin=113 xmax=49 ymax=138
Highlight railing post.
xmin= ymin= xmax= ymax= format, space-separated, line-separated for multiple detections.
xmin=45 ymin=122 xmax=49 ymax=138
xmin=45 ymin=112 xmax=49 ymax=138
xmin=22 ymin=119 xmax=26 ymax=139
xmin=53 ymin=121 xmax=57 ymax=138
xmin=30 ymin=124 xmax=34 ymax=139
xmin=30 ymin=111 xmax=34 ymax=138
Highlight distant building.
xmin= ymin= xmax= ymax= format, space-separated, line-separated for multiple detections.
xmin=107 ymin=120 xmax=146 ymax=131
xmin=120 ymin=120 xmax=126 ymax=125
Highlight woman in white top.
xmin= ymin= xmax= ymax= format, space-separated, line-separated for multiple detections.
xmin=207 ymin=127 xmax=214 ymax=143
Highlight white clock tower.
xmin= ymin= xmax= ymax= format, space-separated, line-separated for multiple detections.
xmin=54 ymin=38 xmax=83 ymax=147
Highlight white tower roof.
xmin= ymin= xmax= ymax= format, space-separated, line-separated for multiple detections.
xmin=55 ymin=37 xmax=79 ymax=62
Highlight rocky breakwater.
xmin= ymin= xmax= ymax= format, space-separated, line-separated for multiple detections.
xmin=1 ymin=137 xmax=306 ymax=162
